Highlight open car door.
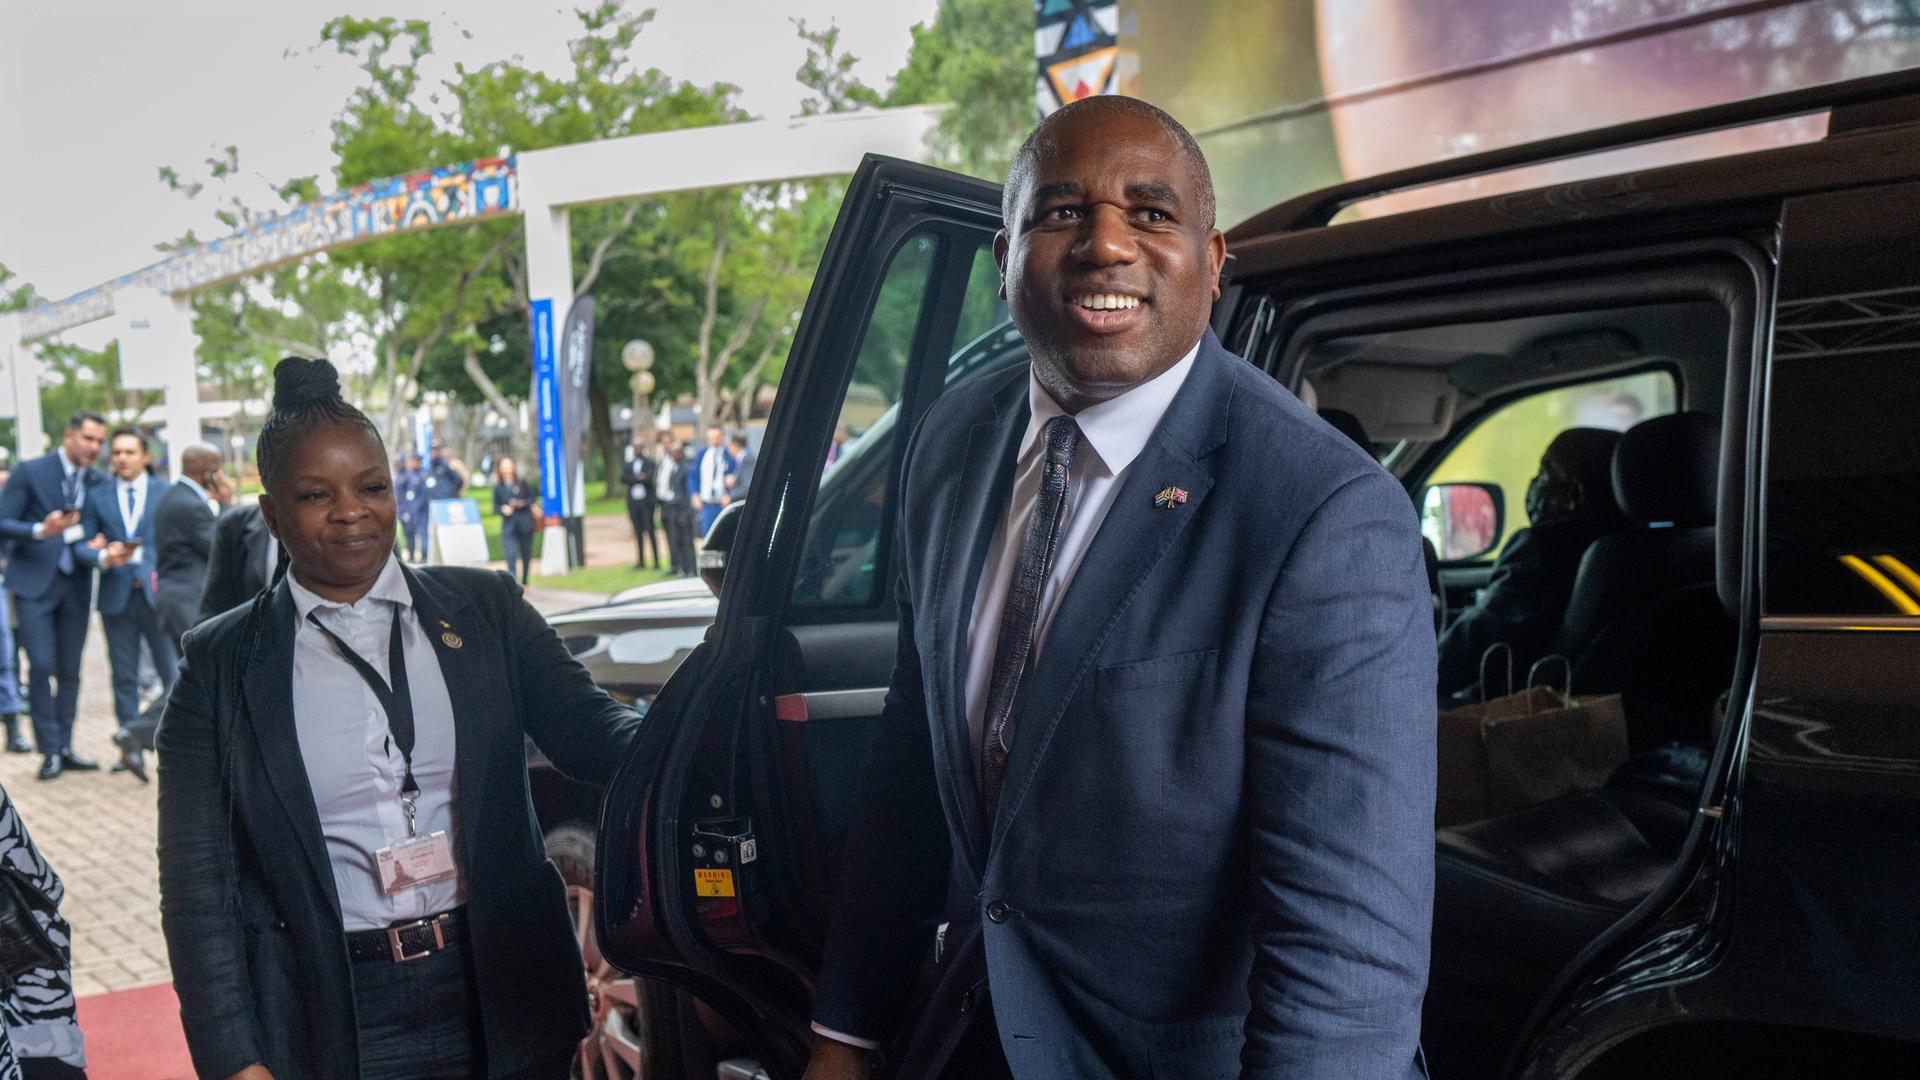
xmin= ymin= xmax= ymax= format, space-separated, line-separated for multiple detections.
xmin=596 ymin=155 xmax=1009 ymax=1078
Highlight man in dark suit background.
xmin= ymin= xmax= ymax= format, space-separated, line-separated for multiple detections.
xmin=75 ymin=428 xmax=173 ymax=782
xmin=153 ymin=442 xmax=232 ymax=648
xmin=0 ymin=411 xmax=108 ymax=780
xmin=621 ymin=435 xmax=661 ymax=569
xmin=806 ymin=98 xmax=1435 ymax=1079
xmin=196 ymin=501 xmax=280 ymax=626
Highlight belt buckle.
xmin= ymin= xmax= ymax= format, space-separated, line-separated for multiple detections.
xmin=386 ymin=915 xmax=445 ymax=963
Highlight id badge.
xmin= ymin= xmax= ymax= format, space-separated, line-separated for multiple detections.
xmin=375 ymin=831 xmax=457 ymax=895
xmin=61 ymin=523 xmax=84 ymax=544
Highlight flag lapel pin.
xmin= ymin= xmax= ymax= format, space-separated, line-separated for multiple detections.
xmin=1153 ymin=486 xmax=1189 ymax=509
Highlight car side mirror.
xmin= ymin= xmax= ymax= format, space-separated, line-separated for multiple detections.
xmin=1420 ymin=482 xmax=1505 ymax=563
xmin=698 ymin=500 xmax=745 ymax=598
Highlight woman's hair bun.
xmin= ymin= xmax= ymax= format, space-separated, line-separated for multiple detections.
xmin=271 ymin=356 xmax=343 ymax=412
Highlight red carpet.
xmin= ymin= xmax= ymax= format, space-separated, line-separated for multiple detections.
xmin=76 ymin=982 xmax=195 ymax=1080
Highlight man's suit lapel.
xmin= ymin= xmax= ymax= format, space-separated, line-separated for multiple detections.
xmin=400 ymin=566 xmax=486 ymax=877
xmin=242 ymin=579 xmax=344 ymax=919
xmin=990 ymin=336 xmax=1236 ymax=850
xmin=933 ymin=370 xmax=1028 ymax=869
xmin=31 ymin=454 xmax=63 ymax=515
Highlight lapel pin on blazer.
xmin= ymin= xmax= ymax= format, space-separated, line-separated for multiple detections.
xmin=1153 ymin=486 xmax=1190 ymax=509
xmin=436 ymin=619 xmax=463 ymax=649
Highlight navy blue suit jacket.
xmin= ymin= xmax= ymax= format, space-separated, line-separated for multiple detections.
xmin=814 ymin=332 xmax=1436 ymax=1078
xmin=77 ymin=474 xmax=170 ymax=616
xmin=683 ymin=446 xmax=735 ymax=500
xmin=0 ymin=451 xmax=102 ymax=599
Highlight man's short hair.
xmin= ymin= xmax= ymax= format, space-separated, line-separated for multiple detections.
xmin=109 ymin=427 xmax=148 ymax=453
xmin=67 ymin=410 xmax=106 ymax=431
xmin=1003 ymin=96 xmax=1216 ymax=231
xmin=730 ymin=434 xmax=749 ymax=448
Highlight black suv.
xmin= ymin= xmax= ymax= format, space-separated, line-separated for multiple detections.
xmin=584 ymin=71 xmax=1920 ymax=1078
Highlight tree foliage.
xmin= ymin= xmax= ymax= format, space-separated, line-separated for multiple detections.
xmin=888 ymin=0 xmax=1036 ymax=179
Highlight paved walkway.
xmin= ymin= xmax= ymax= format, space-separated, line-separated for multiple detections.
xmin=1 ymin=584 xmax=608 ymax=999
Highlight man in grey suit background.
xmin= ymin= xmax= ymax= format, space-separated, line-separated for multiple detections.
xmin=807 ymin=97 xmax=1436 ymax=1079
xmin=152 ymin=442 xmax=232 ymax=647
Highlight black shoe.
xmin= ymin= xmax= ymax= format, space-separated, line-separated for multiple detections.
xmin=60 ymin=751 xmax=100 ymax=772
xmin=37 ymin=756 xmax=61 ymax=781
xmin=111 ymin=729 xmax=149 ymax=783
xmin=2 ymin=715 xmax=29 ymax=754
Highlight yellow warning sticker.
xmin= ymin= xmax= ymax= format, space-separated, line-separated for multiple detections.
xmin=693 ymin=868 xmax=736 ymax=897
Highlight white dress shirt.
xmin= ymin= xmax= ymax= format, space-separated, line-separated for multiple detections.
xmin=655 ymin=455 xmax=679 ymax=503
xmin=288 ymin=554 xmax=466 ymax=931
xmin=811 ymin=341 xmax=1199 ymax=1052
xmin=700 ymin=447 xmax=728 ymax=502
xmin=116 ymin=473 xmax=149 ymax=564
xmin=962 ymin=342 xmax=1198 ymax=754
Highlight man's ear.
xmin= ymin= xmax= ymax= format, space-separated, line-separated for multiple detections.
xmin=257 ymin=494 xmax=280 ymax=540
xmin=1207 ymin=229 xmax=1227 ymax=301
xmin=992 ymin=228 xmax=1011 ymax=300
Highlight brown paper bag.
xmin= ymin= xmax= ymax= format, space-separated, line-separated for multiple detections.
xmin=1436 ymin=648 xmax=1629 ymax=827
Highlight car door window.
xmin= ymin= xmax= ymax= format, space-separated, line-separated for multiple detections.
xmin=789 ymin=233 xmax=1006 ymax=610
xmin=1427 ymin=370 xmax=1678 ymax=557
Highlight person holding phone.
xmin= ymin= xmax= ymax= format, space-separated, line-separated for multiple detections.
xmin=75 ymin=429 xmax=173 ymax=783
xmin=153 ymin=444 xmax=234 ymax=650
xmin=0 ymin=412 xmax=107 ymax=781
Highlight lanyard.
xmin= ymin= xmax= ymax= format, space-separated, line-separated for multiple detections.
xmin=305 ymin=606 xmax=422 ymax=835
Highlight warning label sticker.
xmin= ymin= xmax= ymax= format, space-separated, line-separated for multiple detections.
xmin=694 ymin=868 xmax=736 ymax=898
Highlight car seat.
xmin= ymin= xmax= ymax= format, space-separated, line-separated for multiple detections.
xmin=1555 ymin=411 xmax=1734 ymax=751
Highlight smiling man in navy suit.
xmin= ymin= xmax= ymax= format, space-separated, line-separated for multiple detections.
xmin=76 ymin=428 xmax=175 ymax=782
xmin=806 ymin=98 xmax=1436 ymax=1080
xmin=0 ymin=411 xmax=108 ymax=780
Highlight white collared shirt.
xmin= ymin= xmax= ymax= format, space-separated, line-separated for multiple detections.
xmin=962 ymin=342 xmax=1199 ymax=755
xmin=288 ymin=554 xmax=467 ymax=931
xmin=116 ymin=473 xmax=149 ymax=564
xmin=701 ymin=446 xmax=728 ymax=501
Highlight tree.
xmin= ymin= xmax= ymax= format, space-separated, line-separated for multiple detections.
xmin=888 ymin=0 xmax=1035 ymax=179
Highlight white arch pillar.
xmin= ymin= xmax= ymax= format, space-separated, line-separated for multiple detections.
xmin=1 ymin=314 xmax=46 ymax=461
xmin=113 ymin=288 xmax=206 ymax=468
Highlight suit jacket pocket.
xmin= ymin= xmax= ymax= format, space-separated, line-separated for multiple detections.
xmin=1092 ymin=649 xmax=1219 ymax=695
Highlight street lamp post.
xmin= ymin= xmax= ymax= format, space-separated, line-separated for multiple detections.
xmin=621 ymin=340 xmax=655 ymax=438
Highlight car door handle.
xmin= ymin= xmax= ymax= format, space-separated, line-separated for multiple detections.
xmin=771 ymin=688 xmax=888 ymax=722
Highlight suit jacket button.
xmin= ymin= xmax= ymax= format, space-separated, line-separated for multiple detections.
xmin=986 ymin=900 xmax=1010 ymax=923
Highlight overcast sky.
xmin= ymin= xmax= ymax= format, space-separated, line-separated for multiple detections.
xmin=0 ymin=0 xmax=938 ymax=304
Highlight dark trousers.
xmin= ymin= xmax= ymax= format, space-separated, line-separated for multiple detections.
xmin=12 ymin=574 xmax=91 ymax=755
xmin=103 ymin=591 xmax=177 ymax=749
xmin=401 ymin=515 xmax=427 ymax=560
xmin=945 ymin=993 xmax=1014 ymax=1080
xmin=696 ymin=500 xmax=723 ymax=538
xmin=501 ymin=524 xmax=534 ymax=584
xmin=352 ymin=937 xmax=571 ymax=1080
xmin=660 ymin=501 xmax=697 ymax=577
xmin=626 ymin=498 xmax=661 ymax=567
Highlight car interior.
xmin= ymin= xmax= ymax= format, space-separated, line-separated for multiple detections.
xmin=1276 ymin=283 xmax=1746 ymax=1074
xmin=629 ymin=236 xmax=1760 ymax=1079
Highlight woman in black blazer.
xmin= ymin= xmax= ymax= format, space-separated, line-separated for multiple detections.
xmin=490 ymin=457 xmax=536 ymax=585
xmin=157 ymin=358 xmax=640 ymax=1080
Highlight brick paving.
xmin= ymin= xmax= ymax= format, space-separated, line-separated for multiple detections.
xmin=0 ymin=584 xmax=609 ymax=999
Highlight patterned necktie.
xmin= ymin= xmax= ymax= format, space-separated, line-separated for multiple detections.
xmin=124 ymin=482 xmax=136 ymax=522
xmin=978 ymin=415 xmax=1080 ymax=824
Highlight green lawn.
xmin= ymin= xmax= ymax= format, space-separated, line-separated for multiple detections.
xmin=531 ymin=562 xmax=682 ymax=596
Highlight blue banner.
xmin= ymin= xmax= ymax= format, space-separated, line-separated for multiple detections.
xmin=531 ymin=297 xmax=566 ymax=517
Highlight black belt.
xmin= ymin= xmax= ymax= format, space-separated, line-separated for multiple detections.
xmin=346 ymin=907 xmax=467 ymax=964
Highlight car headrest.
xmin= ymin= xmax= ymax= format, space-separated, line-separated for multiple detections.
xmin=1319 ymin=408 xmax=1371 ymax=451
xmin=1612 ymin=412 xmax=1719 ymax=527
xmin=1540 ymin=427 xmax=1625 ymax=525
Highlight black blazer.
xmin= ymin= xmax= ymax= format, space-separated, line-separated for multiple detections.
xmin=621 ymin=454 xmax=657 ymax=505
xmin=153 ymin=482 xmax=218 ymax=635
xmin=156 ymin=565 xmax=642 ymax=1080
xmin=196 ymin=503 xmax=276 ymax=626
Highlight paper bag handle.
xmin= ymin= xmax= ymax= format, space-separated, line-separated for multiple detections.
xmin=1527 ymin=654 xmax=1573 ymax=703
xmin=1478 ymin=643 xmax=1514 ymax=705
